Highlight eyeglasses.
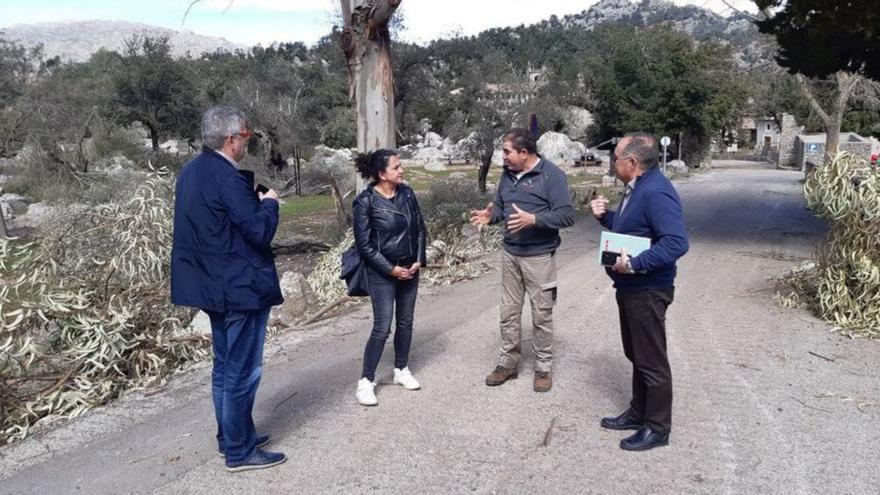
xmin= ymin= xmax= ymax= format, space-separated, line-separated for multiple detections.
xmin=229 ymin=131 xmax=254 ymax=140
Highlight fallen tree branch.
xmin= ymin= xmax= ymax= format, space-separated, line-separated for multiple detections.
xmin=302 ymin=296 xmax=350 ymax=326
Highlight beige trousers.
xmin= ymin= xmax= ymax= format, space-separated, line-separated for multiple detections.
xmin=499 ymin=250 xmax=557 ymax=372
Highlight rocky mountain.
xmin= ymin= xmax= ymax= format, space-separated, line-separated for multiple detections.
xmin=558 ymin=0 xmax=772 ymax=67
xmin=0 ymin=20 xmax=245 ymax=62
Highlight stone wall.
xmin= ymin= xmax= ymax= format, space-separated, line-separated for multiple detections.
xmin=840 ymin=142 xmax=872 ymax=162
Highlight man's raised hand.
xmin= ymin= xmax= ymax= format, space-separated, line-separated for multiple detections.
xmin=507 ymin=203 xmax=536 ymax=234
xmin=469 ymin=202 xmax=494 ymax=230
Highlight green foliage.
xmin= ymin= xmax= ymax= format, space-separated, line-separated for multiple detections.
xmin=112 ymin=35 xmax=198 ymax=150
xmin=420 ymin=180 xmax=490 ymax=241
xmin=755 ymin=0 xmax=880 ymax=80
xmin=585 ymin=24 xmax=747 ymax=162
xmin=0 ymin=172 xmax=209 ymax=443
xmin=775 ymin=153 xmax=880 ymax=338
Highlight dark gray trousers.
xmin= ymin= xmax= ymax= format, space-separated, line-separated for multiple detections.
xmin=615 ymin=288 xmax=675 ymax=434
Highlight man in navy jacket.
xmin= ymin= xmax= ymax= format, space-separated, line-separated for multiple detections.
xmin=171 ymin=107 xmax=286 ymax=472
xmin=589 ymin=133 xmax=689 ymax=451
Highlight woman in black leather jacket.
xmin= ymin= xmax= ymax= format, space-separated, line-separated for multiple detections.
xmin=351 ymin=149 xmax=427 ymax=406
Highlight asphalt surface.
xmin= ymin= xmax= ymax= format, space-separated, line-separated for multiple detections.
xmin=2 ymin=161 xmax=878 ymax=494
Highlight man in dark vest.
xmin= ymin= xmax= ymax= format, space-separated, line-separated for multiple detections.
xmin=171 ymin=106 xmax=286 ymax=471
xmin=590 ymin=133 xmax=689 ymax=451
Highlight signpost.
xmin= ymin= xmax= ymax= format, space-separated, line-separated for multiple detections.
xmin=660 ymin=135 xmax=671 ymax=174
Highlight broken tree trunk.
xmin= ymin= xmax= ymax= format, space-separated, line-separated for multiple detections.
xmin=340 ymin=0 xmax=400 ymax=192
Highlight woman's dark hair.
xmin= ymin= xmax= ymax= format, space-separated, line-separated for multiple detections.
xmin=354 ymin=149 xmax=398 ymax=181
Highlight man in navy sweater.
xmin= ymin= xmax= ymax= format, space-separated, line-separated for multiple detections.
xmin=589 ymin=133 xmax=689 ymax=451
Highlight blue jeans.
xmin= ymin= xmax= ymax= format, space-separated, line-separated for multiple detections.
xmin=361 ymin=267 xmax=419 ymax=381
xmin=206 ymin=307 xmax=270 ymax=462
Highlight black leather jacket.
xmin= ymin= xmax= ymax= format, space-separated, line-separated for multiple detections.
xmin=352 ymin=184 xmax=427 ymax=275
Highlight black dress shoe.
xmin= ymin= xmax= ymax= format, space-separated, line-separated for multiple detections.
xmin=600 ymin=409 xmax=642 ymax=430
xmin=620 ymin=426 xmax=669 ymax=451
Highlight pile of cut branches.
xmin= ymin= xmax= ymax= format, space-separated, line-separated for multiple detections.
xmin=0 ymin=171 xmax=209 ymax=443
xmin=774 ymin=153 xmax=880 ymax=338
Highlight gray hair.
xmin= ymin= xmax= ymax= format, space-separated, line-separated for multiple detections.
xmin=201 ymin=106 xmax=247 ymax=150
xmin=620 ymin=133 xmax=660 ymax=169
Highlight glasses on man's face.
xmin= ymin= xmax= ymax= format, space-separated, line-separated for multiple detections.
xmin=230 ymin=131 xmax=254 ymax=140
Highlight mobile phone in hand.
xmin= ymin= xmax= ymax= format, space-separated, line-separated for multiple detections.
xmin=256 ymin=183 xmax=269 ymax=195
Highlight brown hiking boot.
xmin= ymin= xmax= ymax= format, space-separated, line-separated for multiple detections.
xmin=533 ymin=371 xmax=552 ymax=392
xmin=485 ymin=366 xmax=518 ymax=386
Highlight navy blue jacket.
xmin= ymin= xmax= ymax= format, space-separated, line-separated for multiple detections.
xmin=352 ymin=184 xmax=427 ymax=275
xmin=170 ymin=147 xmax=284 ymax=312
xmin=490 ymin=158 xmax=575 ymax=256
xmin=599 ymin=166 xmax=689 ymax=291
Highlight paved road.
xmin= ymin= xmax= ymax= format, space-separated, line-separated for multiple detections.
xmin=2 ymin=161 xmax=878 ymax=494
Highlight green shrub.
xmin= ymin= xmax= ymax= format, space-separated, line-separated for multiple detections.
xmin=420 ymin=179 xmax=490 ymax=241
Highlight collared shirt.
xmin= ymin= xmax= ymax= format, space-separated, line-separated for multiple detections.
xmin=618 ymin=178 xmax=636 ymax=214
xmin=218 ymin=150 xmax=239 ymax=169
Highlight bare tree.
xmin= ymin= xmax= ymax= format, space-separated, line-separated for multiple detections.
xmin=339 ymin=0 xmax=401 ymax=191
xmin=797 ymin=72 xmax=880 ymax=163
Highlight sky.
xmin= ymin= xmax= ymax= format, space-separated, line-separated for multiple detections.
xmin=0 ymin=0 xmax=759 ymax=47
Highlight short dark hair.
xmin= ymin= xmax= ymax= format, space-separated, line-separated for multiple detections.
xmin=354 ymin=149 xmax=398 ymax=181
xmin=619 ymin=133 xmax=660 ymax=169
xmin=502 ymin=128 xmax=538 ymax=155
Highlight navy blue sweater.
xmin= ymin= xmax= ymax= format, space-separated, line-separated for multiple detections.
xmin=599 ymin=166 xmax=689 ymax=291
xmin=490 ymin=159 xmax=575 ymax=256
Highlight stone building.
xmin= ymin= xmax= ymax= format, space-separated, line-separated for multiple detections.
xmin=738 ymin=116 xmax=781 ymax=152
xmin=481 ymin=65 xmax=549 ymax=109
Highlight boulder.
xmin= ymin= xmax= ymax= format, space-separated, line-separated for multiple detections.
xmin=159 ymin=140 xmax=180 ymax=154
xmin=0 ymin=193 xmax=30 ymax=214
xmin=537 ymin=132 xmax=587 ymax=167
xmin=414 ymin=146 xmax=447 ymax=167
xmin=439 ymin=137 xmax=458 ymax=157
xmin=275 ymin=271 xmax=318 ymax=327
xmin=311 ymin=144 xmax=356 ymax=164
xmin=562 ymin=106 xmax=594 ymax=138
xmin=424 ymin=162 xmax=448 ymax=172
xmin=397 ymin=144 xmax=417 ymax=159
xmin=185 ymin=311 xmax=212 ymax=335
xmin=666 ymin=160 xmax=687 ymax=173
xmin=448 ymin=172 xmax=467 ymax=179
xmin=421 ymin=132 xmax=443 ymax=149
xmin=13 ymin=202 xmax=87 ymax=230
xmin=94 ymin=154 xmax=136 ymax=173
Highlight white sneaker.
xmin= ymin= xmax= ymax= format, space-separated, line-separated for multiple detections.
xmin=356 ymin=377 xmax=378 ymax=406
xmin=393 ymin=367 xmax=421 ymax=390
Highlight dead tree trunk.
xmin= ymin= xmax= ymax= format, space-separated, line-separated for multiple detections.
xmin=340 ymin=0 xmax=401 ymax=192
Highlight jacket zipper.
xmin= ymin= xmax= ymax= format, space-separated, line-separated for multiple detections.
xmin=373 ymin=203 xmax=414 ymax=261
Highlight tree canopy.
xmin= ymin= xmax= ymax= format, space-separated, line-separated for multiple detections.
xmin=755 ymin=0 xmax=880 ymax=80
